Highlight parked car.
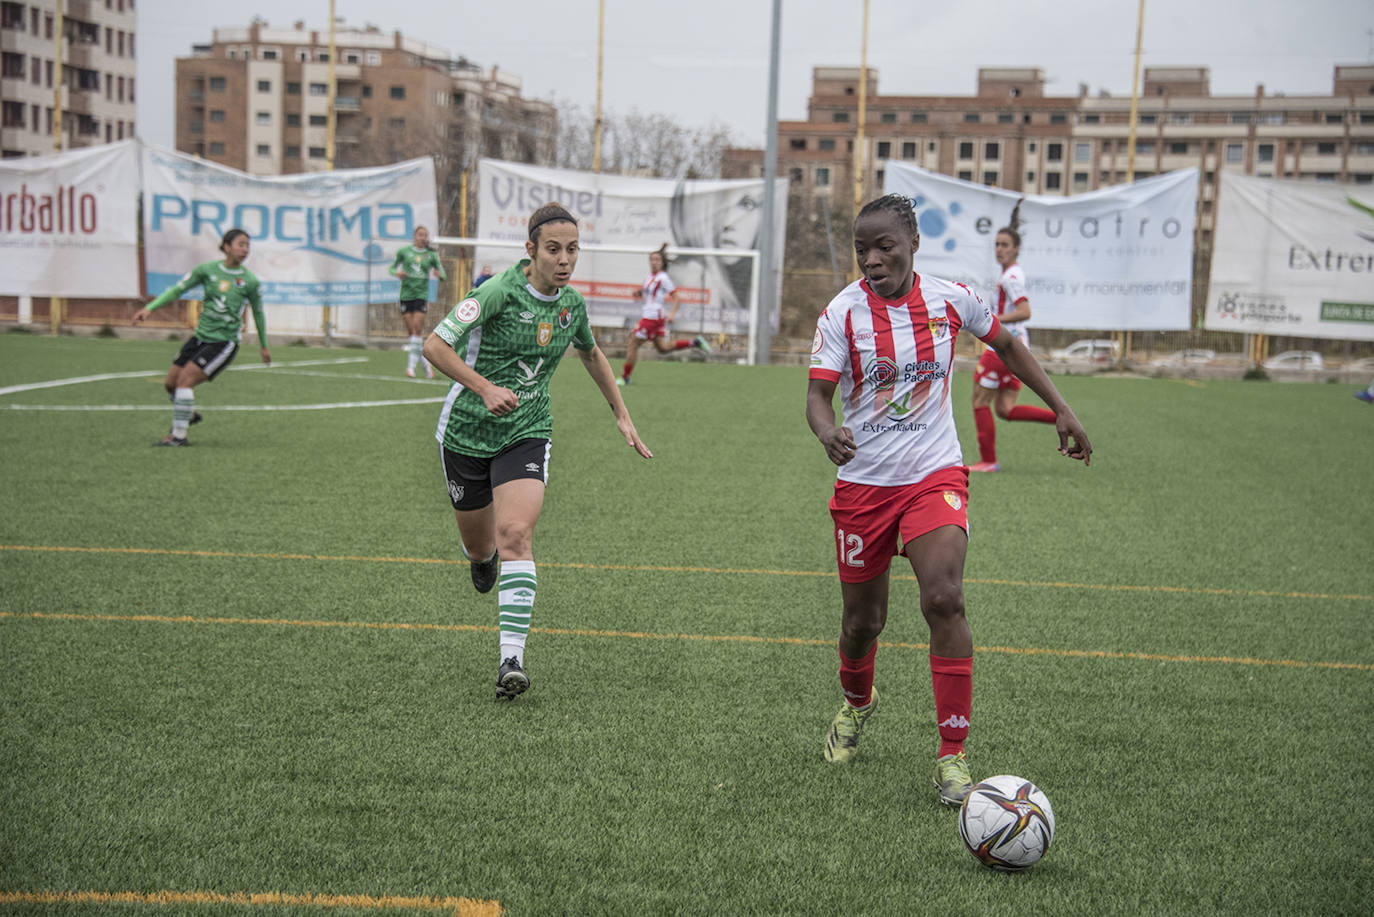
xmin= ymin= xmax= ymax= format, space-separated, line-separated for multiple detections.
xmin=1262 ymin=350 xmax=1324 ymax=371
xmin=1151 ymin=348 xmax=1216 ymax=367
xmin=1050 ymin=339 xmax=1120 ymax=363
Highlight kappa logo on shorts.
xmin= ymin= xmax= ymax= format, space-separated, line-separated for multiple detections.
xmin=943 ymin=491 xmax=962 ymax=511
xmin=455 ymin=298 xmax=481 ymax=323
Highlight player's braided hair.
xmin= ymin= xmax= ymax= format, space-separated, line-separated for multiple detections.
xmin=855 ymin=193 xmax=919 ymax=237
xmin=998 ymin=199 xmax=1025 ymax=248
xmin=528 ymin=203 xmax=577 ymax=242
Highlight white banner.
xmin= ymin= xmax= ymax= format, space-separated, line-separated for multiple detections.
xmin=0 ymin=141 xmax=141 ymax=297
xmin=475 ymin=159 xmax=787 ymax=335
xmin=883 ymin=163 xmax=1198 ymax=331
xmin=1205 ymin=172 xmax=1374 ymax=341
xmin=142 ymin=146 xmax=437 ymax=308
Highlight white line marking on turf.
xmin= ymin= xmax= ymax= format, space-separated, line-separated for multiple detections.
xmin=4 ymin=398 xmax=445 ymax=412
xmin=0 ymin=357 xmax=369 ymax=396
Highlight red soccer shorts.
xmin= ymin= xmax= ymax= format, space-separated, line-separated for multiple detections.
xmin=974 ymin=348 xmax=1021 ymax=391
xmin=828 ymin=465 xmax=970 ymax=583
xmin=633 ymin=317 xmax=667 ymax=341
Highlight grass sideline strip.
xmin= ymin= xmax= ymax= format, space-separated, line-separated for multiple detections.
xmin=0 ymin=889 xmax=500 ymax=915
xmin=3 ymin=543 xmax=1369 ymax=603
xmin=5 ymin=610 xmax=1369 ymax=673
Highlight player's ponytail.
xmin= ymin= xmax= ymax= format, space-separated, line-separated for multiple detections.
xmin=652 ymin=243 xmax=671 ymax=270
xmin=998 ymin=200 xmax=1024 ymax=248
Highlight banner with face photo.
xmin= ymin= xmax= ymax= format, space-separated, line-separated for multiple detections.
xmin=883 ymin=162 xmax=1198 ymax=331
xmin=1205 ymin=171 xmax=1374 ymax=341
xmin=0 ymin=140 xmax=141 ymax=297
xmin=142 ymin=146 xmax=437 ymax=307
xmin=475 ymin=159 xmax=788 ymax=335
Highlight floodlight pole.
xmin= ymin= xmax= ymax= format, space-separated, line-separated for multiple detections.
xmin=851 ymin=0 xmax=869 ymax=281
xmin=593 ymin=0 xmax=604 ymax=172
xmin=1121 ymin=0 xmax=1146 ymax=368
xmin=755 ymin=0 xmax=782 ymax=366
xmin=323 ymin=0 xmax=338 ymax=344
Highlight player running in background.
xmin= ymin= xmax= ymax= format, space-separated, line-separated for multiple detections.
xmin=618 ymin=244 xmax=710 ymax=386
xmin=391 ymin=226 xmax=448 ymax=378
xmin=423 ymin=203 xmax=653 ymax=700
xmin=806 ymin=194 xmax=1091 ymax=805
xmin=131 ymin=228 xmax=269 ymax=446
xmin=970 ymin=201 xmax=1058 ymax=473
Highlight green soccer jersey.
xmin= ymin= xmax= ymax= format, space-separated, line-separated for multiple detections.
xmin=433 ymin=261 xmax=597 ymax=457
xmin=391 ymin=244 xmax=446 ymax=302
xmin=146 ymin=260 xmax=267 ymax=347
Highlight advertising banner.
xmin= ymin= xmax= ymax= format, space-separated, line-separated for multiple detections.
xmin=142 ymin=146 xmax=437 ymax=307
xmin=883 ymin=162 xmax=1198 ymax=331
xmin=0 ymin=140 xmax=141 ymax=297
xmin=1205 ymin=172 xmax=1374 ymax=340
xmin=475 ymin=159 xmax=787 ymax=335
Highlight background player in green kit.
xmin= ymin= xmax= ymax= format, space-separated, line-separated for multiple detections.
xmin=391 ymin=225 xmax=447 ymax=378
xmin=422 ymin=202 xmax=652 ymax=700
xmin=132 ymin=228 xmax=270 ymax=446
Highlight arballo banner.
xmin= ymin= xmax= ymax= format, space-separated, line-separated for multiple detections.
xmin=1205 ymin=172 xmax=1374 ymax=341
xmin=883 ymin=162 xmax=1198 ymax=331
xmin=0 ymin=140 xmax=140 ymax=297
xmin=142 ymin=146 xmax=437 ymax=308
xmin=475 ymin=159 xmax=788 ymax=335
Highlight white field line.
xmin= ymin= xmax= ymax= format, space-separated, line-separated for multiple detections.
xmin=0 ymin=357 xmax=370 ymax=396
xmin=3 ymin=398 xmax=445 ymax=412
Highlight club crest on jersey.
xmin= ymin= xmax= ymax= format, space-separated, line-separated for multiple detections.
xmin=928 ymin=316 xmax=948 ymax=338
xmin=218 ymin=280 xmax=231 ymax=293
xmin=537 ymin=322 xmax=553 ymax=346
xmin=558 ymin=307 xmax=572 ymax=329
xmin=865 ymin=356 xmax=899 ymax=388
xmin=943 ymin=491 xmax=962 ymax=511
xmin=455 ymin=298 xmax=480 ymax=323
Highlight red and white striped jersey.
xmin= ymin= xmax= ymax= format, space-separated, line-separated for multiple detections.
xmin=995 ymin=263 xmax=1030 ymax=346
xmin=640 ymin=270 xmax=677 ymax=321
xmin=810 ymin=272 xmax=1001 ymax=486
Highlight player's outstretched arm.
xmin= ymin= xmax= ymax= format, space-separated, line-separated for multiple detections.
xmin=577 ymin=345 xmax=652 ymax=459
xmin=806 ymin=378 xmax=856 ymax=466
xmin=989 ymin=329 xmax=1092 ymax=465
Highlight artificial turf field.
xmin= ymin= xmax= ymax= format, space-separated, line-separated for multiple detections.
xmin=1 ymin=333 xmax=1370 ymax=916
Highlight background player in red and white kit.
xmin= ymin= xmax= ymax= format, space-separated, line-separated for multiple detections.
xmin=970 ymin=202 xmax=1058 ymax=472
xmin=618 ymin=244 xmax=710 ymax=386
xmin=806 ymin=194 xmax=1091 ymax=806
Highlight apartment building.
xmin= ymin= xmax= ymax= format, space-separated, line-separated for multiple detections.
xmin=174 ymin=19 xmax=556 ymax=177
xmin=0 ymin=0 xmax=138 ymax=157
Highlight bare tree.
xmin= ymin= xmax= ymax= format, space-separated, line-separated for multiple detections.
xmin=554 ymin=99 xmax=735 ymax=179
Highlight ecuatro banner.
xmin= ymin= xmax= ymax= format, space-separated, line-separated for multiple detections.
xmin=142 ymin=146 xmax=438 ymax=306
xmin=1205 ymin=172 xmax=1374 ymax=341
xmin=0 ymin=140 xmax=141 ymax=297
xmin=883 ymin=162 xmax=1198 ymax=331
xmin=475 ymin=159 xmax=787 ymax=335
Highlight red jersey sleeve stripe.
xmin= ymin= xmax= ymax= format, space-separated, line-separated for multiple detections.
xmin=810 ymin=368 xmax=842 ymax=382
xmin=977 ymin=315 xmax=1003 ymax=345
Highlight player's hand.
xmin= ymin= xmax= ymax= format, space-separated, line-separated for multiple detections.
xmin=617 ymin=415 xmax=653 ymax=459
xmin=131 ymin=307 xmax=150 ymax=326
xmin=1055 ymin=410 xmax=1092 ymax=466
xmin=481 ymin=384 xmax=520 ymax=416
xmin=260 ymin=348 xmax=272 ymax=365
xmin=819 ymin=426 xmax=856 ymax=466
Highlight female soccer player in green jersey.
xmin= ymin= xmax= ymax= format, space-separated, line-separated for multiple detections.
xmin=390 ymin=225 xmax=447 ymax=378
xmin=423 ymin=202 xmax=653 ymax=700
xmin=131 ymin=228 xmax=270 ymax=446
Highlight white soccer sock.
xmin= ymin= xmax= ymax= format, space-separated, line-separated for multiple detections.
xmin=407 ymin=335 xmax=421 ymax=372
xmin=498 ymin=560 xmax=535 ymax=666
xmin=171 ymin=387 xmax=194 ymax=438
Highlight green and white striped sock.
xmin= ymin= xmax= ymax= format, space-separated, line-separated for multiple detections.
xmin=171 ymin=387 xmax=194 ymax=438
xmin=497 ymin=560 xmax=536 ymax=666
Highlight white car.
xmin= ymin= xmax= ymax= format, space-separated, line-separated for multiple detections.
xmin=1050 ymin=339 xmax=1120 ymax=363
xmin=1151 ymin=348 xmax=1216 ymax=367
xmin=1262 ymin=350 xmax=1324 ymax=371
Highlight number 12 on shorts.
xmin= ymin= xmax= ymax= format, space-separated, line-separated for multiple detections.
xmin=837 ymin=529 xmax=865 ymax=568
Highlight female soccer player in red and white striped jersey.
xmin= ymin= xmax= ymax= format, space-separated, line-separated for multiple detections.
xmin=806 ymin=194 xmax=1091 ymax=806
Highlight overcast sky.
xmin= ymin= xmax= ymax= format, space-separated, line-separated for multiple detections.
xmin=136 ymin=0 xmax=1373 ymax=152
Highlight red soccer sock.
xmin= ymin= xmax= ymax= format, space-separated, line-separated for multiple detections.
xmin=673 ymin=339 xmax=693 ymax=351
xmin=622 ymin=360 xmax=636 ymax=381
xmin=930 ymin=653 xmax=972 ymax=757
xmin=1007 ymin=405 xmax=1056 ymax=424
xmin=839 ymin=642 xmax=877 ymax=709
xmin=973 ymin=406 xmax=997 ymax=464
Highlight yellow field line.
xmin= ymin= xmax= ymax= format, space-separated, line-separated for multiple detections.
xmin=3 ymin=611 xmax=1369 ymax=672
xmin=0 ymin=889 xmax=499 ymax=915
xmin=3 ymin=543 xmax=1369 ymax=603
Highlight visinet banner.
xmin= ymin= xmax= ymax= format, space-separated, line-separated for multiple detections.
xmin=1206 ymin=172 xmax=1374 ymax=341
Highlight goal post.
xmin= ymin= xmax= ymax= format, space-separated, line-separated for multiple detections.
xmin=432 ymin=236 xmax=764 ymax=365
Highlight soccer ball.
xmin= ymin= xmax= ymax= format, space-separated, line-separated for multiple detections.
xmin=957 ymin=775 xmax=1056 ymax=871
